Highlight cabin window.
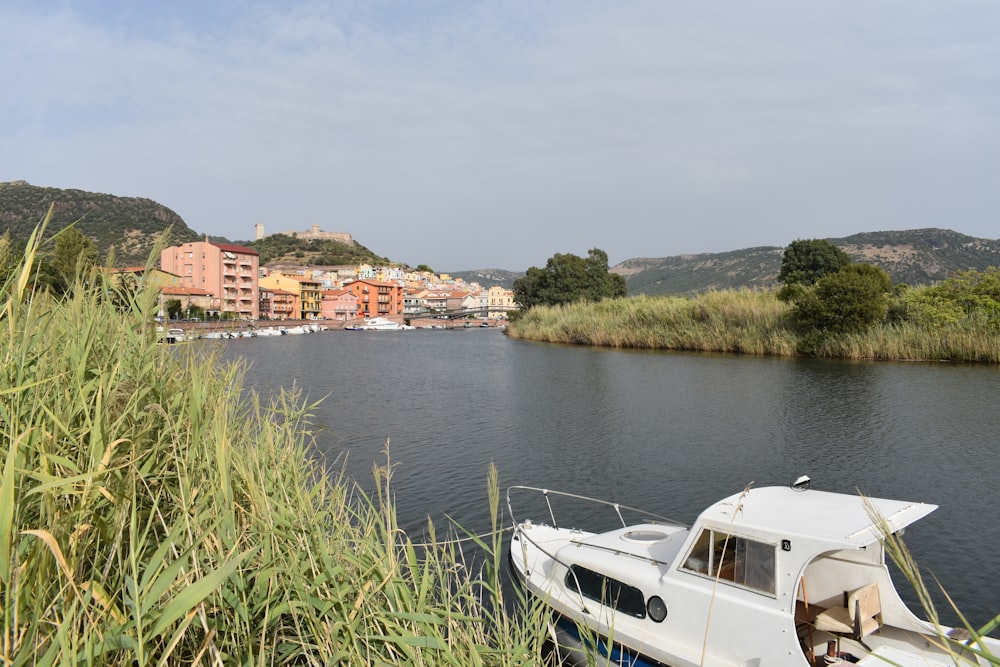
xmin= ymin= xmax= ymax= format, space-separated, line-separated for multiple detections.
xmin=681 ymin=528 xmax=775 ymax=595
xmin=565 ymin=565 xmax=647 ymax=618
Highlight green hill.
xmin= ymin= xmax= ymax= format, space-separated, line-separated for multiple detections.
xmin=0 ymin=180 xmax=203 ymax=266
xmin=237 ymin=233 xmax=389 ymax=267
xmin=615 ymin=229 xmax=1000 ymax=296
xmin=446 ymin=269 xmax=523 ymax=289
xmin=0 ymin=180 xmax=392 ymax=268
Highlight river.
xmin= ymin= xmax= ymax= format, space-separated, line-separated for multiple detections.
xmin=217 ymin=328 xmax=999 ymax=630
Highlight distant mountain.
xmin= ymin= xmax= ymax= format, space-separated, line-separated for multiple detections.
xmin=614 ymin=229 xmax=1000 ymax=296
xmin=446 ymin=268 xmax=524 ymax=290
xmin=7 ymin=182 xmax=994 ymax=296
xmin=0 ymin=180 xmax=202 ymax=266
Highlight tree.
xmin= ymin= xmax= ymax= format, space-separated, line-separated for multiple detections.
xmin=513 ymin=248 xmax=627 ymax=309
xmin=46 ymin=227 xmax=99 ymax=295
xmin=166 ymin=299 xmax=183 ymax=320
xmin=778 ymin=239 xmax=851 ymax=288
xmin=794 ymin=263 xmax=892 ymax=333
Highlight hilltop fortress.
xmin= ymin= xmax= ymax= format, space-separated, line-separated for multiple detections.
xmin=255 ymin=223 xmax=353 ymax=245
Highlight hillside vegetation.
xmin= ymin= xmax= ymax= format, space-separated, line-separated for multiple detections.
xmin=617 ymin=229 xmax=1000 ymax=295
xmin=240 ymin=232 xmax=389 ymax=267
xmin=5 ymin=181 xmax=999 ymax=289
xmin=0 ymin=180 xmax=202 ymax=265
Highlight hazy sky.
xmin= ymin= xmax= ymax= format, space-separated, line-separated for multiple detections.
xmin=3 ymin=1 xmax=998 ymax=271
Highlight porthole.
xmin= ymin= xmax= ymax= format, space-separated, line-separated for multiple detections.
xmin=647 ymin=596 xmax=667 ymax=622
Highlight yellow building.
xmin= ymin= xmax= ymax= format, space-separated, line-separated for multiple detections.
xmin=487 ymin=286 xmax=517 ymax=319
xmin=259 ymin=272 xmax=322 ymax=319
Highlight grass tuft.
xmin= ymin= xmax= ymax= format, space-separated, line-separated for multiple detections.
xmin=1 ymin=215 xmax=549 ymax=665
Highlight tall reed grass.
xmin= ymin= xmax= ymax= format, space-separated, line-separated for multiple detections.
xmin=507 ymin=291 xmax=1000 ymax=363
xmin=507 ymin=292 xmax=799 ymax=355
xmin=1 ymin=216 xmax=548 ymax=665
xmin=867 ymin=500 xmax=999 ymax=665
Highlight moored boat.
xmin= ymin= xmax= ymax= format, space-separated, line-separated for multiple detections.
xmin=157 ymin=327 xmax=186 ymax=343
xmin=347 ymin=317 xmax=413 ymax=331
xmin=507 ymin=478 xmax=999 ymax=667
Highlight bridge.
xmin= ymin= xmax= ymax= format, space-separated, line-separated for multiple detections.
xmin=405 ymin=306 xmax=515 ymax=323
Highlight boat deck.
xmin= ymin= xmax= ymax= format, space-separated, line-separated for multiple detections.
xmin=570 ymin=523 xmax=691 ymax=567
xmin=804 ymin=613 xmax=970 ymax=667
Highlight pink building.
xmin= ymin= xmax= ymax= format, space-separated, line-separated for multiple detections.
xmin=160 ymin=241 xmax=259 ymax=320
xmin=321 ymin=288 xmax=360 ymax=321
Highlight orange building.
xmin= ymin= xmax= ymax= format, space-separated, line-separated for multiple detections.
xmin=345 ymin=279 xmax=404 ymax=318
xmin=160 ymin=241 xmax=259 ymax=320
xmin=259 ymin=287 xmax=298 ymax=320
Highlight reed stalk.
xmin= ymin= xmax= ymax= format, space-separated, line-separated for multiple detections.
xmin=0 ymin=215 xmax=548 ymax=665
xmin=866 ymin=500 xmax=999 ymax=666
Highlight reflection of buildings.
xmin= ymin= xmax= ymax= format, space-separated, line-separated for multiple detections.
xmin=159 ymin=241 xmax=259 ymax=320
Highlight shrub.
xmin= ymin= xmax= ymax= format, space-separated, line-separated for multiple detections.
xmin=793 ymin=264 xmax=891 ymax=333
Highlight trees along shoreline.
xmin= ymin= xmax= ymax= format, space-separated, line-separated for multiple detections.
xmin=507 ymin=242 xmax=1000 ymax=363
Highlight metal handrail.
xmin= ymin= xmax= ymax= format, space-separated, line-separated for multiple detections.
xmin=506 ymin=486 xmax=689 ymax=573
xmin=506 ymin=485 xmax=685 ymax=532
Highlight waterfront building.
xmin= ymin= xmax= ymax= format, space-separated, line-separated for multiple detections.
xmin=344 ymin=278 xmax=404 ymax=318
xmin=404 ymin=289 xmax=430 ymax=317
xmin=160 ymin=241 xmax=259 ymax=320
xmin=259 ymin=272 xmax=321 ymax=319
xmin=159 ymin=285 xmax=215 ymax=319
xmin=487 ymin=286 xmax=517 ymax=318
xmin=321 ymin=288 xmax=360 ymax=321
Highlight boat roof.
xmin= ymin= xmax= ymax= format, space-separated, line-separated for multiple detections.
xmin=699 ymin=486 xmax=937 ymax=550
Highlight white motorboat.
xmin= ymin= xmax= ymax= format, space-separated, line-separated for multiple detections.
xmin=157 ymin=327 xmax=186 ymax=343
xmin=507 ymin=477 xmax=999 ymax=667
xmin=253 ymin=327 xmax=283 ymax=336
xmin=348 ymin=317 xmax=413 ymax=331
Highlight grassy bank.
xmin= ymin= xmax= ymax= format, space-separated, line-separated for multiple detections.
xmin=506 ymin=291 xmax=1000 ymax=363
xmin=1 ymin=225 xmax=547 ymax=664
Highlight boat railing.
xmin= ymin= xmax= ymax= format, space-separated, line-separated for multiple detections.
xmin=506 ymin=485 xmax=687 ymax=571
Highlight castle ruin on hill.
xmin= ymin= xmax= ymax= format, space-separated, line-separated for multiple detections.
xmin=255 ymin=223 xmax=353 ymax=244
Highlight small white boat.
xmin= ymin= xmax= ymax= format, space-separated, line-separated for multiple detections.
xmin=507 ymin=477 xmax=999 ymax=667
xmin=349 ymin=317 xmax=413 ymax=331
xmin=158 ymin=327 xmax=186 ymax=343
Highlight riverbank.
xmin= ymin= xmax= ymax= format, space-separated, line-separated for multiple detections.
xmin=505 ymin=290 xmax=1000 ymax=363
xmin=0 ymin=225 xmax=547 ymax=663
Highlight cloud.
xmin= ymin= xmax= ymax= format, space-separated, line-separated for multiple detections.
xmin=2 ymin=0 xmax=999 ymax=270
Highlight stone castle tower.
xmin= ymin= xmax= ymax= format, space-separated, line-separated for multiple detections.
xmin=255 ymin=224 xmax=352 ymax=244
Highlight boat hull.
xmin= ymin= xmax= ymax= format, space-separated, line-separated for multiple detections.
xmin=506 ymin=484 xmax=999 ymax=667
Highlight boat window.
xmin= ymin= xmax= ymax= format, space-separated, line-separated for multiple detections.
xmin=681 ymin=528 xmax=775 ymax=595
xmin=565 ymin=565 xmax=647 ymax=618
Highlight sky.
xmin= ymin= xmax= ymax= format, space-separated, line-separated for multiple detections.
xmin=3 ymin=1 xmax=999 ymax=271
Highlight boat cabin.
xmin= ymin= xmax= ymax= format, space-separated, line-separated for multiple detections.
xmin=509 ymin=483 xmax=995 ymax=667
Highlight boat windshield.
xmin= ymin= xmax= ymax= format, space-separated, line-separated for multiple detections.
xmin=681 ymin=528 xmax=776 ymax=595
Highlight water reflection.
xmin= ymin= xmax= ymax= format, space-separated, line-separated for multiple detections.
xmin=220 ymin=331 xmax=999 ymax=630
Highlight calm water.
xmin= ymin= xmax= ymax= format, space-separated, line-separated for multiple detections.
xmin=217 ymin=329 xmax=1000 ymax=628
